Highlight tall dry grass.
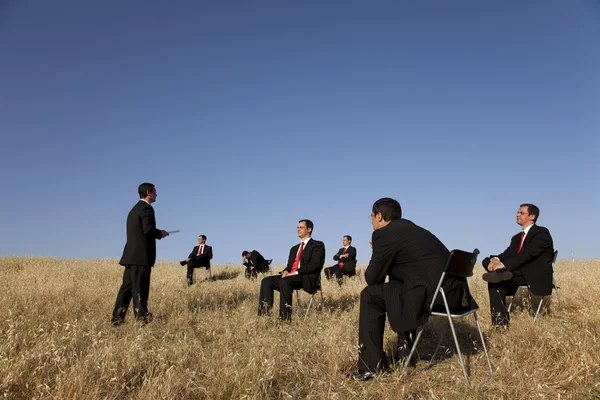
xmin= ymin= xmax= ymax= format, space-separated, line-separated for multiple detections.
xmin=0 ymin=256 xmax=599 ymax=399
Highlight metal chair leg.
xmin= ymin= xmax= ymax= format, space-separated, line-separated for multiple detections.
xmin=533 ymin=297 xmax=544 ymax=322
xmin=440 ymin=290 xmax=470 ymax=386
xmin=473 ymin=313 xmax=493 ymax=387
xmin=304 ymin=294 xmax=315 ymax=321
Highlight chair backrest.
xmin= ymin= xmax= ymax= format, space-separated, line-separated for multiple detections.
xmin=429 ymin=248 xmax=480 ymax=312
xmin=552 ymin=250 xmax=558 ymax=265
xmin=444 ymin=248 xmax=480 ymax=278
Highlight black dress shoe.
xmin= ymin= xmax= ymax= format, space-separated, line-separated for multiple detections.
xmin=180 ymin=260 xmax=187 ymax=266
xmin=346 ymin=371 xmax=375 ymax=381
xmin=111 ymin=317 xmax=124 ymax=327
xmin=187 ymin=279 xmax=193 ymax=286
xmin=482 ymin=269 xmax=513 ymax=283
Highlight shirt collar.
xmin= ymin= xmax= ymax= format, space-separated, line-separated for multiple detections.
xmin=522 ymin=224 xmax=534 ymax=235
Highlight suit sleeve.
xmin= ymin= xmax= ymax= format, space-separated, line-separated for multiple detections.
xmin=250 ymin=251 xmax=260 ymax=266
xmin=346 ymin=247 xmax=357 ymax=261
xmin=188 ymin=247 xmax=196 ymax=259
xmin=298 ymin=241 xmax=325 ymax=275
xmin=502 ymin=229 xmax=553 ymax=271
xmin=140 ymin=206 xmax=162 ymax=240
xmin=365 ymin=230 xmax=395 ymax=285
xmin=333 ymin=249 xmax=341 ymax=261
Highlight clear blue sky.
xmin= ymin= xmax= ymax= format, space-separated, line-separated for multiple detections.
xmin=1 ymin=1 xmax=598 ymax=265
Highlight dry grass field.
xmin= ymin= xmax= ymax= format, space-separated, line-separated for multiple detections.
xmin=1 ymin=257 xmax=599 ymax=399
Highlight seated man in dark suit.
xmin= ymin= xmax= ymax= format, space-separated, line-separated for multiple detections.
xmin=347 ymin=198 xmax=450 ymax=381
xmin=180 ymin=234 xmax=213 ymax=285
xmin=482 ymin=203 xmax=555 ymax=326
xmin=324 ymin=235 xmax=357 ymax=285
xmin=257 ymin=219 xmax=325 ymax=322
xmin=242 ymin=249 xmax=271 ymax=279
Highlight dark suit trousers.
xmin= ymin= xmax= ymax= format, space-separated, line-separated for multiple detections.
xmin=186 ymin=259 xmax=209 ymax=283
xmin=324 ymin=264 xmax=343 ymax=284
xmin=258 ymin=274 xmax=303 ymax=321
xmin=357 ymin=284 xmax=415 ymax=372
xmin=488 ymin=273 xmax=532 ymax=326
xmin=112 ymin=265 xmax=152 ymax=320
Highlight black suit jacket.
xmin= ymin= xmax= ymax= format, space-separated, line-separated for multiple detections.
xmin=187 ymin=245 xmax=213 ymax=268
xmin=482 ymin=224 xmax=554 ymax=296
xmin=282 ymin=238 xmax=326 ymax=294
xmin=244 ymin=250 xmax=269 ymax=272
xmin=366 ymin=219 xmax=449 ymax=333
xmin=333 ymin=246 xmax=357 ymax=275
xmin=119 ymin=200 xmax=163 ymax=267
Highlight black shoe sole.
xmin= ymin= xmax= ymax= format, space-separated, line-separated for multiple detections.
xmin=483 ymin=270 xmax=513 ymax=283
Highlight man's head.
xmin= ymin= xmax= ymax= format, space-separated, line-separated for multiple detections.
xmin=342 ymin=235 xmax=352 ymax=247
xmin=198 ymin=235 xmax=207 ymax=244
xmin=242 ymin=250 xmax=250 ymax=260
xmin=371 ymin=197 xmax=401 ymax=230
xmin=138 ymin=183 xmax=157 ymax=203
xmin=297 ymin=219 xmax=313 ymax=240
xmin=517 ymin=203 xmax=539 ymax=227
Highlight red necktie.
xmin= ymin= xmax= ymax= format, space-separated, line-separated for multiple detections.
xmin=517 ymin=232 xmax=525 ymax=254
xmin=290 ymin=242 xmax=305 ymax=274
xmin=339 ymin=247 xmax=347 ymax=268
xmin=197 ymin=245 xmax=203 ymax=256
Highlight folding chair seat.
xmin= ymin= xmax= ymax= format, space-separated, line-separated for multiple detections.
xmin=401 ymin=249 xmax=493 ymax=387
xmin=507 ymin=250 xmax=560 ymax=322
xmin=295 ymin=275 xmax=324 ymax=321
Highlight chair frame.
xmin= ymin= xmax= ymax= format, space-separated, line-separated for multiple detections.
xmin=507 ymin=250 xmax=560 ymax=322
xmin=296 ymin=275 xmax=324 ymax=321
xmin=401 ymin=249 xmax=493 ymax=387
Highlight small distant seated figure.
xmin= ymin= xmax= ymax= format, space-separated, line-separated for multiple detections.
xmin=242 ymin=250 xmax=272 ymax=279
xmin=179 ymin=234 xmax=213 ymax=286
xmin=482 ymin=203 xmax=555 ymax=327
xmin=324 ymin=235 xmax=357 ymax=285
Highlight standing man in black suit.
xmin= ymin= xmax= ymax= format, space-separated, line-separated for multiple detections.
xmin=482 ymin=203 xmax=555 ymax=326
xmin=257 ymin=219 xmax=325 ymax=322
xmin=242 ymin=250 xmax=271 ymax=279
xmin=324 ymin=235 xmax=357 ymax=285
xmin=111 ymin=183 xmax=169 ymax=325
xmin=180 ymin=235 xmax=213 ymax=285
xmin=347 ymin=198 xmax=450 ymax=381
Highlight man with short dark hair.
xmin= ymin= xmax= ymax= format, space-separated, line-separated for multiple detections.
xmin=242 ymin=249 xmax=271 ymax=279
xmin=347 ymin=198 xmax=450 ymax=381
xmin=257 ymin=219 xmax=325 ymax=322
xmin=324 ymin=235 xmax=357 ymax=285
xmin=180 ymin=235 xmax=213 ymax=285
xmin=111 ymin=183 xmax=169 ymax=325
xmin=482 ymin=203 xmax=555 ymax=326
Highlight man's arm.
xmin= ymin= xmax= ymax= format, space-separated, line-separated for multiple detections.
xmin=333 ymin=249 xmax=342 ymax=261
xmin=502 ymin=229 xmax=553 ymax=271
xmin=140 ymin=206 xmax=163 ymax=240
xmin=345 ymin=247 xmax=357 ymax=261
xmin=250 ymin=251 xmax=261 ymax=267
xmin=364 ymin=231 xmax=395 ymax=285
xmin=297 ymin=241 xmax=325 ymax=275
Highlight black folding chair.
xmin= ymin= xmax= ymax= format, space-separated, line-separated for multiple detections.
xmin=401 ymin=249 xmax=493 ymax=387
xmin=296 ymin=275 xmax=324 ymax=321
xmin=507 ymin=250 xmax=560 ymax=321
